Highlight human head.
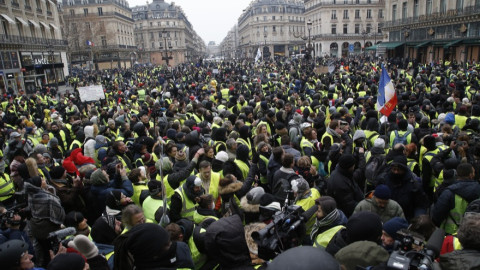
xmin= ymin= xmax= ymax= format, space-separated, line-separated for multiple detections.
xmin=373 ymin=185 xmax=391 ymax=209
xmin=199 ymin=161 xmax=212 ymax=181
xmin=381 ymin=217 xmax=409 ymax=247
xmin=0 ymin=240 xmax=32 ymax=270
xmin=315 ymin=196 xmax=337 ymax=220
xmin=113 ymin=141 xmax=127 ymax=154
xmin=281 ymin=153 xmax=294 ymax=169
xmin=457 ymin=163 xmax=475 ymax=180
xmin=121 ymin=205 xmax=146 ymax=230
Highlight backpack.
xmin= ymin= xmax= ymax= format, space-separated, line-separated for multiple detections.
xmin=364 ymin=154 xmax=386 ymax=191
xmin=392 ymin=130 xmax=411 ymax=146
xmin=366 ymin=132 xmax=379 ymax=149
xmin=289 ymin=125 xmax=302 ymax=147
xmin=272 ymin=173 xmax=300 ymax=205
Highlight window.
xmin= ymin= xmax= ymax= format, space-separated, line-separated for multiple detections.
xmin=355 ymin=10 xmax=360 ymax=19
xmin=256 ymin=17 xmax=259 ymax=21
xmin=343 ymin=10 xmax=348 ymax=19
xmin=331 ymin=10 xmax=337 ymax=20
xmin=272 ymin=16 xmax=275 ymax=21
xmin=84 ymin=8 xmax=88 ymax=16
xmin=273 ymin=25 xmax=276 ymax=32
xmin=392 ymin=5 xmax=397 ymax=21
xmin=426 ymin=0 xmax=432 ymax=15
xmin=343 ymin=24 xmax=347 ymax=34
xmin=367 ymin=0 xmax=371 ymax=3
xmin=98 ymin=7 xmax=103 ymax=15
xmin=456 ymin=0 xmax=464 ymax=11
xmin=101 ymin=36 xmax=107 ymax=46
xmin=379 ymin=9 xmax=383 ymax=18
xmin=264 ymin=26 xmax=267 ymax=32
xmin=70 ymin=9 xmax=74 ymax=15
xmin=263 ymin=16 xmax=267 ymax=21
xmin=366 ymin=9 xmax=372 ymax=19
xmin=366 ymin=23 xmax=371 ymax=33
xmin=332 ymin=24 xmax=336 ymax=34
xmin=414 ymin=0 xmax=419 ymax=18
xmin=440 ymin=0 xmax=447 ymax=13
xmin=85 ymin=22 xmax=90 ymax=30
xmin=355 ymin=0 xmax=359 ymax=3
xmin=355 ymin=24 xmax=360 ymax=34
xmin=402 ymin=2 xmax=407 ymax=20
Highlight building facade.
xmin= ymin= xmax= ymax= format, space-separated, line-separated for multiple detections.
xmin=61 ymin=0 xmax=136 ymax=70
xmin=219 ymin=25 xmax=239 ymax=60
xmin=237 ymin=0 xmax=306 ymax=59
xmin=382 ymin=0 xmax=480 ymax=64
xmin=131 ymin=0 xmax=205 ymax=66
xmin=304 ymin=0 xmax=385 ymax=58
xmin=0 ymin=0 xmax=67 ymax=94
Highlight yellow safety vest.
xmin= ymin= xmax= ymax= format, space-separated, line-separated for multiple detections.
xmin=132 ymin=182 xmax=149 ymax=206
xmin=142 ymin=196 xmax=165 ymax=224
xmin=234 ymin=159 xmax=250 ymax=180
xmin=313 ymin=225 xmax=345 ymax=248
xmin=175 ymin=186 xmax=197 ymax=221
xmin=196 ymin=172 xmax=221 ymax=202
xmin=440 ymin=194 xmax=468 ymax=235
xmin=0 ymin=174 xmax=15 ymax=202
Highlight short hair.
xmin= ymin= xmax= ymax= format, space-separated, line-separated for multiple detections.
xmin=165 ymin=223 xmax=183 ymax=242
xmin=121 ymin=205 xmax=144 ymax=229
xmin=128 ymin=168 xmax=141 ymax=183
xmin=272 ymin=146 xmax=284 ymax=162
xmin=112 ymin=141 xmax=124 ymax=152
xmin=199 ymin=160 xmax=211 ymax=170
xmin=329 ymin=120 xmax=339 ymax=130
xmin=280 ymin=135 xmax=290 ymax=146
xmin=226 ymin=138 xmax=237 ymax=151
xmin=398 ymin=119 xmax=408 ymax=130
xmin=281 ymin=153 xmax=294 ymax=168
xmin=457 ymin=213 xmax=480 ymax=250
xmin=408 ymin=215 xmax=436 ymax=240
xmin=297 ymin=156 xmax=312 ymax=168
xmin=457 ymin=163 xmax=474 ymax=178
xmin=165 ymin=143 xmax=177 ymax=155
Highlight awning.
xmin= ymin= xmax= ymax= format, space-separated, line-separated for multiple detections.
xmin=378 ymin=42 xmax=405 ymax=49
xmin=15 ymin=17 xmax=29 ymax=27
xmin=49 ymin=23 xmax=59 ymax=31
xmin=0 ymin=14 xmax=16 ymax=24
xmin=39 ymin=21 xmax=49 ymax=29
xmin=28 ymin=19 xmax=40 ymax=28
xmin=443 ymin=39 xmax=463 ymax=49
xmin=365 ymin=45 xmax=377 ymax=51
xmin=415 ymin=41 xmax=431 ymax=48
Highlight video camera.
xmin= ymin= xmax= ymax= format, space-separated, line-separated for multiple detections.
xmin=48 ymin=227 xmax=76 ymax=254
xmin=252 ymin=204 xmax=317 ymax=261
xmin=386 ymin=228 xmax=445 ymax=270
xmin=0 ymin=202 xmax=27 ymax=228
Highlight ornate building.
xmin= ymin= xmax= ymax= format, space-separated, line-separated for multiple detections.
xmin=304 ymin=0 xmax=385 ymax=58
xmin=131 ymin=0 xmax=205 ymax=66
xmin=61 ymin=0 xmax=136 ymax=70
xmin=219 ymin=25 xmax=239 ymax=60
xmin=237 ymin=0 xmax=306 ymax=59
xmin=0 ymin=0 xmax=67 ymax=94
xmin=382 ymin=0 xmax=480 ymax=63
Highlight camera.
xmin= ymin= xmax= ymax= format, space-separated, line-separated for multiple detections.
xmin=48 ymin=227 xmax=76 ymax=253
xmin=386 ymin=228 xmax=444 ymax=270
xmin=0 ymin=202 xmax=28 ymax=228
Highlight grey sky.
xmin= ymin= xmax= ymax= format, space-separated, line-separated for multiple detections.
xmin=128 ymin=0 xmax=253 ymax=45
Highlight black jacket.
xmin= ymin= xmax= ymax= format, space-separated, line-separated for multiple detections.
xmin=327 ymin=166 xmax=364 ymax=217
xmin=325 ymin=228 xmax=348 ymax=256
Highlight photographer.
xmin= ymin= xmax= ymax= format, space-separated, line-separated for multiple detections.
xmin=0 ymin=205 xmax=35 ymax=257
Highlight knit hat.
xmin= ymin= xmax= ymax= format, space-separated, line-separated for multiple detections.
xmin=374 ymin=138 xmax=385 ymax=148
xmin=50 ymin=166 xmax=66 ymax=179
xmin=246 ymin=187 xmax=265 ymax=205
xmin=47 ymin=253 xmax=85 ymax=270
xmin=374 ymin=184 xmax=391 ymax=200
xmin=259 ymin=193 xmax=281 ymax=212
xmin=346 ymin=211 xmax=382 ymax=244
xmin=155 ymin=157 xmax=172 ymax=172
xmin=291 ymin=177 xmax=309 ymax=195
xmin=49 ymin=137 xmax=59 ymax=146
xmin=215 ymin=151 xmax=229 ymax=163
xmin=64 ymin=211 xmax=85 ymax=228
xmin=352 ymin=130 xmax=366 ymax=142
xmin=147 ymin=180 xmax=162 ymax=195
xmin=95 ymin=135 xmax=107 ymax=145
xmin=141 ymin=153 xmax=152 ymax=164
xmin=390 ymin=156 xmax=408 ymax=171
xmin=236 ymin=144 xmax=249 ymax=161
xmin=445 ymin=113 xmax=455 ymax=125
xmin=466 ymin=199 xmax=480 ymax=214
xmin=345 ymin=98 xmax=354 ymax=105
xmin=166 ymin=129 xmax=177 ymax=140
xmin=335 ymin=241 xmax=389 ymax=270
xmin=423 ymin=135 xmax=436 ymax=151
xmin=338 ymin=154 xmax=356 ymax=170
xmin=383 ymin=217 xmax=409 ymax=240
xmin=175 ymin=150 xmax=186 ymax=161
xmin=70 ymin=235 xmax=99 ymax=259
xmin=90 ymin=169 xmax=108 ymax=185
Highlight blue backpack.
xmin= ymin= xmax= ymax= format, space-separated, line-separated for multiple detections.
xmin=392 ymin=130 xmax=411 ymax=146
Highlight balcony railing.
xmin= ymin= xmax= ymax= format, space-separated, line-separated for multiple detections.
xmin=313 ymin=32 xmax=383 ymax=39
xmin=25 ymin=5 xmax=32 ymax=10
xmin=11 ymin=1 xmax=20 ymax=8
xmin=306 ymin=0 xmax=383 ymax=12
xmin=384 ymin=6 xmax=480 ymax=28
xmin=0 ymin=34 xmax=67 ymax=46
xmin=65 ymin=12 xmax=133 ymax=22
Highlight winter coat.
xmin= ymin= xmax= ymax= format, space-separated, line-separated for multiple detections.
xmin=432 ymin=180 xmax=480 ymax=227
xmin=353 ymin=197 xmax=405 ymax=223
xmin=335 ymin=241 xmax=389 ymax=270
xmin=327 ymin=166 xmax=364 ymax=217
xmin=240 ymin=196 xmax=260 ymax=225
xmin=325 ymin=228 xmax=348 ymax=256
xmin=266 ymin=157 xmax=282 ymax=189
xmin=84 ymin=126 xmax=96 ymax=159
xmin=89 ymin=174 xmax=134 ymax=221
xmin=439 ymin=249 xmax=480 ymax=270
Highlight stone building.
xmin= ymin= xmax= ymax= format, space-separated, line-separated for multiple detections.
xmin=131 ymin=0 xmax=205 ymax=66
xmin=0 ymin=0 xmax=67 ymax=94
xmin=304 ymin=0 xmax=385 ymax=58
xmin=61 ymin=0 xmax=136 ymax=70
xmin=382 ymin=0 xmax=480 ymax=64
xmin=237 ymin=0 xmax=306 ymax=59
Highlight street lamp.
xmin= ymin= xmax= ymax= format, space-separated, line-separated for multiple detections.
xmin=46 ymin=44 xmax=58 ymax=91
xmin=294 ymin=19 xmax=316 ymax=64
xmin=162 ymin=29 xmax=173 ymax=66
xmin=403 ymin=26 xmax=410 ymax=62
xmin=361 ymin=29 xmax=368 ymax=57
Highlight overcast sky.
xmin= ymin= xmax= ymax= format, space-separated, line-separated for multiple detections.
xmin=128 ymin=0 xmax=253 ymax=45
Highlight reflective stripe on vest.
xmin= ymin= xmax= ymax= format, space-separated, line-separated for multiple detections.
xmin=300 ymin=137 xmax=314 ymax=156
xmin=176 ymin=186 xmax=196 ymax=221
xmin=440 ymin=194 xmax=469 ymax=235
xmin=0 ymin=174 xmax=15 ymax=200
xmin=313 ymin=225 xmax=345 ymax=248
xmin=234 ymin=159 xmax=249 ymax=180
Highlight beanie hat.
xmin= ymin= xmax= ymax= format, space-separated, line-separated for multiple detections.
xmin=47 ymin=253 xmax=85 ymax=270
xmin=390 ymin=156 xmax=408 ymax=171
xmin=246 ymin=187 xmax=265 ymax=205
xmin=141 ymin=153 xmax=152 ymax=164
xmin=445 ymin=113 xmax=455 ymax=125
xmin=166 ymin=129 xmax=177 ymax=140
xmin=374 ymin=184 xmax=391 ymax=200
xmin=423 ymin=135 xmax=436 ymax=151
xmin=215 ymin=151 xmax=229 ymax=163
xmin=236 ymin=144 xmax=249 ymax=161
xmin=269 ymin=246 xmax=340 ymax=270
xmin=26 ymin=127 xmax=33 ymax=134
xmin=50 ymin=137 xmax=59 ymax=146
xmin=175 ymin=150 xmax=186 ymax=161
xmin=346 ymin=211 xmax=382 ymax=244
xmin=374 ymin=138 xmax=385 ymax=149
xmin=291 ymin=177 xmax=309 ymax=195
xmin=383 ymin=217 xmax=409 ymax=240
xmin=64 ymin=211 xmax=85 ymax=228
xmin=95 ymin=135 xmax=107 ymax=145
xmin=147 ymin=180 xmax=162 ymax=194
xmin=155 ymin=157 xmax=172 ymax=172
xmin=71 ymin=235 xmax=99 ymax=259
xmin=338 ymin=154 xmax=356 ymax=170
xmin=466 ymin=199 xmax=480 ymax=214
xmin=50 ymin=166 xmax=66 ymax=179
xmin=90 ymin=169 xmax=108 ymax=185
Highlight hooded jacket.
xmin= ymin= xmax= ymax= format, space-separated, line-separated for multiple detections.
xmin=84 ymin=125 xmax=96 ymax=158
xmin=439 ymin=249 xmax=480 ymax=270
xmin=327 ymin=166 xmax=364 ymax=217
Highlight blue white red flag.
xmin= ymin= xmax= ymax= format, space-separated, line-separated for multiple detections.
xmin=86 ymin=40 xmax=94 ymax=46
xmin=377 ymin=65 xmax=397 ymax=117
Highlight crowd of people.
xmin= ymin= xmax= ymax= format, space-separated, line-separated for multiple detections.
xmin=0 ymin=56 xmax=480 ymax=270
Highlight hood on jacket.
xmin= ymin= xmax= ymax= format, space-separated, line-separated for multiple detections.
xmin=218 ymin=181 xmax=243 ymax=195
xmin=447 ymin=180 xmax=480 ymax=202
xmin=84 ymin=125 xmax=94 ymax=139
xmin=353 ymin=130 xmax=366 ymax=142
xmin=240 ymin=196 xmax=260 ymax=213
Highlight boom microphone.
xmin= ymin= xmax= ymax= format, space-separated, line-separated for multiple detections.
xmin=425 ymin=228 xmax=445 ymax=259
xmin=47 ymin=227 xmax=76 ymax=240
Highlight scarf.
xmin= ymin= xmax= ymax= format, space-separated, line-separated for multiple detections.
xmin=327 ymin=127 xmax=341 ymax=138
xmin=310 ymin=208 xmax=341 ymax=240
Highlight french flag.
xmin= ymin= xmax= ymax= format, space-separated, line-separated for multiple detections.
xmin=377 ymin=65 xmax=397 ymax=117
xmin=86 ymin=40 xmax=94 ymax=46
